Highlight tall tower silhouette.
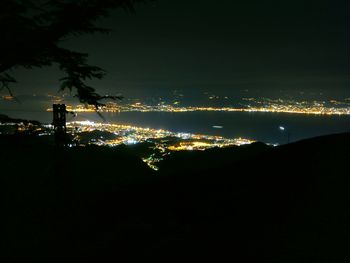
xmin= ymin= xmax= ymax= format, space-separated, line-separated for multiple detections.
xmin=52 ymin=104 xmax=67 ymax=145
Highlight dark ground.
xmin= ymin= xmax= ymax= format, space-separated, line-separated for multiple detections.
xmin=1 ymin=132 xmax=350 ymax=262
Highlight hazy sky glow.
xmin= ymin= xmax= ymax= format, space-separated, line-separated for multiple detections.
xmin=9 ymin=0 xmax=350 ymax=97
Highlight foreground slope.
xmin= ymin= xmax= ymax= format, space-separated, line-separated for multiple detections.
xmin=2 ymin=133 xmax=350 ymax=262
xmin=158 ymin=132 xmax=350 ymax=261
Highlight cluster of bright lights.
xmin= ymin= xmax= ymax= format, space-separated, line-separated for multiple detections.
xmin=67 ymin=121 xmax=255 ymax=170
xmin=68 ymin=121 xmax=254 ymax=146
xmin=0 ymin=121 xmax=43 ymax=134
xmin=48 ymin=98 xmax=350 ymax=116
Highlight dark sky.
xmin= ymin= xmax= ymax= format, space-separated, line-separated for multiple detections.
xmin=12 ymin=0 xmax=350 ymax=98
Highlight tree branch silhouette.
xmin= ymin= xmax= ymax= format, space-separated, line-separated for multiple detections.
xmin=0 ymin=0 xmax=148 ymax=107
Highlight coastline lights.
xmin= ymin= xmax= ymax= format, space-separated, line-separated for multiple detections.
xmin=66 ymin=121 xmax=256 ymax=170
xmin=47 ymin=98 xmax=350 ymax=116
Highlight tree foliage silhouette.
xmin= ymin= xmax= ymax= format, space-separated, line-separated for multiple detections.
xmin=0 ymin=0 xmax=146 ymax=106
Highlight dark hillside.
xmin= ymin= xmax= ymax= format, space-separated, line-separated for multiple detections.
xmin=158 ymin=141 xmax=271 ymax=175
xmin=157 ymin=132 xmax=350 ymax=262
xmin=2 ymin=133 xmax=350 ymax=262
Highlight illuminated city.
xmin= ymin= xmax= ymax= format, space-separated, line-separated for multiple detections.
xmin=47 ymin=97 xmax=350 ymax=116
xmin=66 ymin=121 xmax=255 ymax=170
xmin=0 ymin=118 xmax=255 ymax=170
xmin=7 ymin=95 xmax=350 ymax=171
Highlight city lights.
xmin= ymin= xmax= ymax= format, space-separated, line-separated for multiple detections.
xmin=47 ymin=98 xmax=350 ymax=116
xmin=66 ymin=121 xmax=255 ymax=170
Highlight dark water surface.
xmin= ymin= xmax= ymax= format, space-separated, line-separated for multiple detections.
xmin=2 ymin=108 xmax=350 ymax=144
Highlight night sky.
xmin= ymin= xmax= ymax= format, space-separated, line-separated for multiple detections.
xmin=11 ymin=0 xmax=350 ymax=98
